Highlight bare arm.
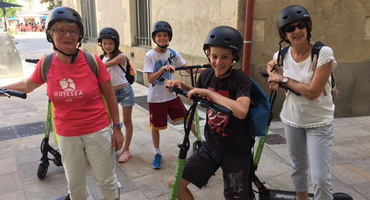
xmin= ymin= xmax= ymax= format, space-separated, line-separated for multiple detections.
xmin=188 ymin=88 xmax=250 ymax=119
xmin=100 ymin=80 xmax=124 ymax=151
xmin=266 ymin=60 xmax=282 ymax=93
xmin=268 ymin=61 xmax=332 ymax=100
xmin=165 ymin=79 xmax=250 ymax=119
xmin=103 ymin=54 xmax=126 ymax=68
xmin=1 ymin=78 xmax=42 ymax=94
xmin=147 ymin=65 xmax=176 ymax=84
xmin=165 ymin=80 xmax=194 ymax=92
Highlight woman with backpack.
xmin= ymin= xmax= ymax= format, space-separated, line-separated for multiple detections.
xmin=98 ymin=27 xmax=135 ymax=163
xmin=1 ymin=7 xmax=123 ymax=200
xmin=266 ymin=5 xmax=337 ymax=200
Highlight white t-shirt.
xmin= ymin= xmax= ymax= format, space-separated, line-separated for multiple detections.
xmin=102 ymin=54 xmax=128 ymax=87
xmin=144 ymin=48 xmax=186 ymax=103
xmin=273 ymin=45 xmax=337 ymax=128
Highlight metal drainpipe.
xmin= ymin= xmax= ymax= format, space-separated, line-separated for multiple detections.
xmin=242 ymin=0 xmax=255 ymax=75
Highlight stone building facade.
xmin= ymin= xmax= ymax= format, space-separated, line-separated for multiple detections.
xmin=62 ymin=0 xmax=370 ymax=117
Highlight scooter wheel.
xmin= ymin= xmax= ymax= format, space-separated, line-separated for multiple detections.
xmin=333 ymin=192 xmax=353 ymax=200
xmin=37 ymin=163 xmax=48 ymax=179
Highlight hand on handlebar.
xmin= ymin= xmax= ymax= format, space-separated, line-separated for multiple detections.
xmin=261 ymin=70 xmax=301 ymax=96
xmin=165 ymin=80 xmax=182 ymax=92
xmin=166 ymin=86 xmax=233 ymax=115
xmin=266 ymin=73 xmax=283 ymax=94
xmin=165 ymin=80 xmax=206 ymax=102
xmin=175 ymin=64 xmax=211 ymax=71
xmin=163 ymin=65 xmax=175 ymax=73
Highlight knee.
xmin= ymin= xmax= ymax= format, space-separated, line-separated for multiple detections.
xmin=168 ymin=176 xmax=188 ymax=191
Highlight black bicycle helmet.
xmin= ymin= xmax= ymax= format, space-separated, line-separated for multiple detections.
xmin=203 ymin=26 xmax=243 ymax=62
xmin=46 ymin=6 xmax=84 ymax=43
xmin=151 ymin=21 xmax=173 ymax=41
xmin=98 ymin=27 xmax=120 ymax=46
xmin=276 ymin=5 xmax=311 ymax=34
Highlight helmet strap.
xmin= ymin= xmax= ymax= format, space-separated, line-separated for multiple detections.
xmin=53 ymin=45 xmax=79 ymax=63
xmin=154 ymin=42 xmax=169 ymax=51
xmin=216 ymin=62 xmax=236 ymax=78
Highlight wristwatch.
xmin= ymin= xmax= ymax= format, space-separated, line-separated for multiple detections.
xmin=112 ymin=122 xmax=123 ymax=128
xmin=282 ymin=77 xmax=289 ymax=84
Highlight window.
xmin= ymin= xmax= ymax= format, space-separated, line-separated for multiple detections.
xmin=135 ymin=0 xmax=151 ymax=46
xmin=81 ymin=0 xmax=97 ymax=40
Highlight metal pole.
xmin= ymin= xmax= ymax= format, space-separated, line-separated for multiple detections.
xmin=242 ymin=0 xmax=255 ymax=75
xmin=1 ymin=0 xmax=7 ymax=31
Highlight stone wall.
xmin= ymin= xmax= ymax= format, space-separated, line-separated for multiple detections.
xmin=0 ymin=33 xmax=23 ymax=78
xmin=65 ymin=0 xmax=370 ymax=117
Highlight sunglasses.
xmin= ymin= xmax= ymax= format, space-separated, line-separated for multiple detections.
xmin=284 ymin=22 xmax=308 ymax=33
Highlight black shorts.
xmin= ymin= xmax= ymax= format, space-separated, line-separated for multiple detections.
xmin=182 ymin=143 xmax=252 ymax=200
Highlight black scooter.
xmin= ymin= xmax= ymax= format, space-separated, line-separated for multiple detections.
xmin=25 ymin=58 xmax=63 ymax=179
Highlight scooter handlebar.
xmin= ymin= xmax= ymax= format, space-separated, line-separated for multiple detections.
xmin=25 ymin=59 xmax=40 ymax=64
xmin=175 ymin=64 xmax=211 ymax=71
xmin=0 ymin=88 xmax=27 ymax=99
xmin=260 ymin=70 xmax=301 ymax=96
xmin=167 ymin=86 xmax=233 ymax=115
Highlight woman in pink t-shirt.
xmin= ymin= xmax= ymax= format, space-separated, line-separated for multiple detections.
xmin=1 ymin=7 xmax=123 ymax=200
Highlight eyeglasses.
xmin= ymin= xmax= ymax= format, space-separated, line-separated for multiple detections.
xmin=284 ymin=22 xmax=308 ymax=33
xmin=54 ymin=29 xmax=80 ymax=36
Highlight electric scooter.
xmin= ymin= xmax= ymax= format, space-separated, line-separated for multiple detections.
xmin=166 ymin=86 xmax=233 ymax=200
xmin=252 ymin=71 xmax=353 ymax=200
xmin=175 ymin=64 xmax=211 ymax=151
xmin=37 ymin=99 xmax=62 ymax=179
xmin=25 ymin=58 xmax=63 ymax=179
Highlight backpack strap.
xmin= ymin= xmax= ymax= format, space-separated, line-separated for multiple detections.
xmin=311 ymin=41 xmax=325 ymax=72
xmin=100 ymin=53 xmax=127 ymax=73
xmin=84 ymin=52 xmax=99 ymax=77
xmin=277 ymin=46 xmax=289 ymax=66
xmin=310 ymin=41 xmax=330 ymax=96
xmin=41 ymin=53 xmax=55 ymax=82
xmin=41 ymin=52 xmax=99 ymax=82
xmin=125 ymin=55 xmax=133 ymax=74
xmin=201 ymin=68 xmax=215 ymax=89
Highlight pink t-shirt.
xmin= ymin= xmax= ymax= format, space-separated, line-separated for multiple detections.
xmin=30 ymin=51 xmax=111 ymax=136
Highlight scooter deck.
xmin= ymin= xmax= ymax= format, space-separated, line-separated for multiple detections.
xmin=259 ymin=189 xmax=314 ymax=200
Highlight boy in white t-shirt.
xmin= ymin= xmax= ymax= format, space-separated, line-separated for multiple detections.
xmin=144 ymin=21 xmax=195 ymax=169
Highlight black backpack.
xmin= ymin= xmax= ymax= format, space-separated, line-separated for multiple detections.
xmin=278 ymin=41 xmax=337 ymax=98
xmin=99 ymin=55 xmax=135 ymax=84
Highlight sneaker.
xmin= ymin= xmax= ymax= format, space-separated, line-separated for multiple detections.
xmin=118 ymin=151 xmax=132 ymax=163
xmin=152 ymin=153 xmax=162 ymax=169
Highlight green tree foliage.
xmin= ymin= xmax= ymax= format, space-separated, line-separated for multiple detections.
xmin=40 ymin=0 xmax=62 ymax=10
xmin=0 ymin=0 xmax=22 ymax=18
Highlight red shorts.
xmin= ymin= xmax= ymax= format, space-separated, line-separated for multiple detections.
xmin=149 ymin=97 xmax=187 ymax=130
